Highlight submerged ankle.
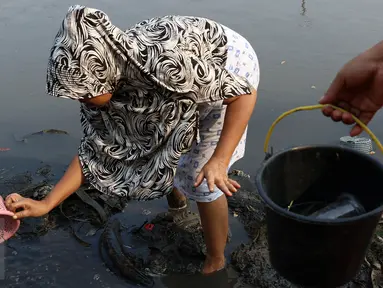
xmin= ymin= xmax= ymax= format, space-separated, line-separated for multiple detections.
xmin=206 ymin=255 xmax=225 ymax=263
xmin=202 ymin=256 xmax=226 ymax=274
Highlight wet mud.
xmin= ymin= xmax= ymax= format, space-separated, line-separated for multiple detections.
xmin=97 ymin=170 xmax=264 ymax=286
xmin=98 ymin=206 xmax=209 ymax=286
xmin=365 ymin=226 xmax=383 ymax=288
xmin=0 ymin=161 xmax=246 ymax=287
xmin=228 ymin=172 xmax=295 ymax=287
xmin=99 ymin=212 xmax=206 ymax=284
xmin=100 ymin=217 xmax=154 ymax=286
xmin=1 ymin=161 xmax=382 ymax=288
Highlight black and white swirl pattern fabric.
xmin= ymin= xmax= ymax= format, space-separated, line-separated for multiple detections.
xmin=46 ymin=5 xmax=253 ymax=201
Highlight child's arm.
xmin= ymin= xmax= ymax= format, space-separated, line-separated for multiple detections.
xmin=213 ymin=89 xmax=257 ymax=165
xmin=42 ymin=154 xmax=85 ymax=210
xmin=6 ymin=154 xmax=85 ymax=219
xmin=194 ymin=89 xmax=257 ymax=195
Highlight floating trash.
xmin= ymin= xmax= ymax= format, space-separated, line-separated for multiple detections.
xmin=340 ymin=136 xmax=374 ymax=155
xmin=141 ymin=209 xmax=151 ymax=216
xmin=14 ymin=129 xmax=69 ymax=143
xmin=311 ymin=85 xmax=316 ymax=89
xmin=280 ymin=60 xmax=286 ymax=65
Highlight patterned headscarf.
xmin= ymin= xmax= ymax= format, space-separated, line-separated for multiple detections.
xmin=46 ymin=5 xmax=125 ymax=100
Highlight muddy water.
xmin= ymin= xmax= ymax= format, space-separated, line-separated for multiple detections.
xmin=0 ymin=152 xmax=250 ymax=287
xmin=1 ymin=0 xmax=383 ymax=287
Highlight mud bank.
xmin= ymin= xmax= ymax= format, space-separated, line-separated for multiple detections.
xmin=0 ymin=161 xmax=250 ymax=287
xmin=1 ymin=160 xmax=382 ymax=288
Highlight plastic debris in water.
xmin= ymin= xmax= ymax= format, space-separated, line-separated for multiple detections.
xmin=144 ymin=223 xmax=154 ymax=231
xmin=309 ymin=193 xmax=365 ymax=220
xmin=311 ymin=85 xmax=316 ymax=89
xmin=86 ymin=227 xmax=98 ymax=237
xmin=340 ymin=136 xmax=374 ymax=155
xmin=230 ymin=169 xmax=250 ymax=178
xmin=0 ymin=148 xmax=10 ymax=152
xmin=142 ymin=209 xmax=151 ymax=215
xmin=280 ymin=60 xmax=286 ymax=65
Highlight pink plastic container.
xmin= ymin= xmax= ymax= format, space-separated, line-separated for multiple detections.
xmin=0 ymin=196 xmax=20 ymax=243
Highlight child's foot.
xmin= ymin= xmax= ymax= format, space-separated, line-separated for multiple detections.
xmin=202 ymin=256 xmax=226 ymax=274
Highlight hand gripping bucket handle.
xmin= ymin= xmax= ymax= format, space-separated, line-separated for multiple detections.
xmin=263 ymin=104 xmax=383 ymax=155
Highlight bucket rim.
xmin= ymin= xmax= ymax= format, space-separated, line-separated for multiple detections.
xmin=255 ymin=144 xmax=383 ymax=225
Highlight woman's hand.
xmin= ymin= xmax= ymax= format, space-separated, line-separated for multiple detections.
xmin=5 ymin=194 xmax=51 ymax=219
xmin=194 ymin=157 xmax=240 ymax=197
xmin=320 ymin=41 xmax=383 ymax=136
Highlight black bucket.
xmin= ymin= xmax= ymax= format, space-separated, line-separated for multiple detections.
xmin=255 ymin=105 xmax=383 ymax=287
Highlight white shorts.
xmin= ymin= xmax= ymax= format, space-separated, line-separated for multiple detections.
xmin=173 ymin=26 xmax=260 ymax=203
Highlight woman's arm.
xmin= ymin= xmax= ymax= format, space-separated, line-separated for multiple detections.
xmin=42 ymin=154 xmax=85 ymax=210
xmin=213 ymin=89 xmax=257 ymax=165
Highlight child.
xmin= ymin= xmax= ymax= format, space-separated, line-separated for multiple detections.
xmin=6 ymin=5 xmax=260 ymax=274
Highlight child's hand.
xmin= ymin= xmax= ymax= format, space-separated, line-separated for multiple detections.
xmin=5 ymin=193 xmax=50 ymax=219
xmin=194 ymin=156 xmax=240 ymax=196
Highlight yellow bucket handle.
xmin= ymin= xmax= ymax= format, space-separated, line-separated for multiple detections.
xmin=263 ymin=104 xmax=383 ymax=154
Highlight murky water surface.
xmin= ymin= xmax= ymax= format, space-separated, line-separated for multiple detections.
xmin=1 ymin=0 xmax=383 ymax=286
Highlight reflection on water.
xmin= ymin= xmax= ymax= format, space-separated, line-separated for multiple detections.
xmin=161 ymin=269 xmax=231 ymax=288
xmin=1 ymin=0 xmax=383 ymax=287
xmin=301 ymin=0 xmax=306 ymax=16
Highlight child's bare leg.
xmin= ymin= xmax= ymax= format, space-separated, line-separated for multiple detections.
xmin=197 ymin=194 xmax=228 ymax=274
